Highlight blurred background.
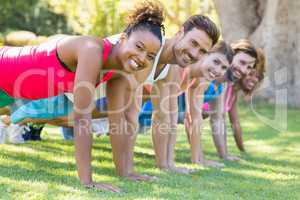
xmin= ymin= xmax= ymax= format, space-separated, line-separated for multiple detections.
xmin=0 ymin=0 xmax=299 ymax=109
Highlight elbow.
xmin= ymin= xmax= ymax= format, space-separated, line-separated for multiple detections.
xmin=73 ymin=112 xmax=91 ymax=121
xmin=189 ymin=111 xmax=202 ymax=124
xmin=125 ymin=111 xmax=138 ymax=126
xmin=152 ymin=112 xmax=170 ymax=124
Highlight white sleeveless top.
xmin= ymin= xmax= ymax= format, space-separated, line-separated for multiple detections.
xmin=144 ymin=37 xmax=170 ymax=84
xmin=65 ymin=34 xmax=170 ymax=102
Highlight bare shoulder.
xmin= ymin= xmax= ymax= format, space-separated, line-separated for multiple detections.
xmin=111 ymin=74 xmax=138 ymax=91
xmin=189 ymin=78 xmax=210 ymax=92
xmin=58 ymin=35 xmax=102 ymax=53
xmin=56 ymin=35 xmax=103 ymax=65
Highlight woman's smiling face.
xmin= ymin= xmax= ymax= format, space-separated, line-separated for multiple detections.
xmin=200 ymin=52 xmax=230 ymax=81
xmin=118 ymin=30 xmax=161 ymax=73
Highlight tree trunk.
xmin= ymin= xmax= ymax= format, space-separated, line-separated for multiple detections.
xmin=213 ymin=0 xmax=300 ymax=107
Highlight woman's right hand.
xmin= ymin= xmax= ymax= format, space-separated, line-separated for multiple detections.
xmin=83 ymin=182 xmax=122 ymax=193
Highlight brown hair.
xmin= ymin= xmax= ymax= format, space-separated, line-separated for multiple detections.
xmin=210 ymin=40 xmax=234 ymax=63
xmin=255 ymin=48 xmax=266 ymax=81
xmin=125 ymin=0 xmax=165 ymax=43
xmin=239 ymin=47 xmax=266 ymax=95
xmin=231 ymin=39 xmax=258 ymax=67
xmin=182 ymin=15 xmax=220 ymax=45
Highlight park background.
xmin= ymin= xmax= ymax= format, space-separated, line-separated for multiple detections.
xmin=0 ymin=0 xmax=299 ymax=199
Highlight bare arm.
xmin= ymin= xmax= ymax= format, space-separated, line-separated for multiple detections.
xmin=106 ymin=77 xmax=130 ymax=176
xmin=228 ymin=95 xmax=245 ymax=152
xmin=186 ymin=79 xmax=225 ymax=168
xmin=185 ymin=79 xmax=206 ymax=163
xmin=73 ymin=38 xmax=103 ymax=185
xmin=106 ymin=75 xmax=145 ymax=179
xmin=167 ymin=81 xmax=179 ymax=168
xmin=210 ymin=86 xmax=240 ymax=161
xmin=210 ymin=95 xmax=227 ymax=159
xmin=151 ymin=79 xmax=171 ymax=169
xmin=152 ymin=66 xmax=192 ymax=173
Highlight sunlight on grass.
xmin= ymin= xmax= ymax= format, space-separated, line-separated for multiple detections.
xmin=134 ymin=146 xmax=155 ymax=156
xmin=0 ymin=177 xmax=92 ymax=200
xmin=225 ymin=167 xmax=298 ymax=181
xmin=2 ymin=145 xmax=38 ymax=155
xmin=0 ymin=105 xmax=299 ymax=199
xmin=246 ymin=140 xmax=281 ymax=153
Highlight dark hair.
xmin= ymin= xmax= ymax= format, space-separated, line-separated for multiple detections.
xmin=231 ymin=39 xmax=258 ymax=67
xmin=210 ymin=40 xmax=234 ymax=63
xmin=124 ymin=0 xmax=165 ymax=43
xmin=182 ymin=15 xmax=220 ymax=45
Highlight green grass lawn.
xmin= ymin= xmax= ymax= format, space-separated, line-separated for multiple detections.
xmin=0 ymin=104 xmax=299 ymax=200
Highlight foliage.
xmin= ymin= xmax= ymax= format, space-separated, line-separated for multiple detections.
xmin=0 ymin=33 xmax=4 ymax=46
xmin=46 ymin=0 xmax=127 ymax=37
xmin=1 ymin=0 xmax=220 ymax=38
xmin=160 ymin=0 xmax=220 ymax=36
xmin=0 ymin=0 xmax=73 ymax=36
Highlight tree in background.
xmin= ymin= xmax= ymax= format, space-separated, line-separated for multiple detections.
xmin=1 ymin=0 xmax=219 ymax=37
xmin=213 ymin=0 xmax=300 ymax=107
xmin=46 ymin=0 xmax=127 ymax=37
xmin=0 ymin=0 xmax=73 ymax=35
xmin=160 ymin=0 xmax=219 ymax=36
xmin=46 ymin=0 xmax=219 ymax=37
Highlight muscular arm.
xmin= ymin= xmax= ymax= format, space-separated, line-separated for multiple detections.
xmin=167 ymin=81 xmax=179 ymax=168
xmin=152 ymin=65 xmax=186 ymax=170
xmin=151 ymin=79 xmax=171 ymax=169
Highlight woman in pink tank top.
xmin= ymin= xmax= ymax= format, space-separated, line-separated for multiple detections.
xmin=0 ymin=0 xmax=165 ymax=192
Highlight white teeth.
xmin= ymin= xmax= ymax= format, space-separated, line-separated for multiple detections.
xmin=209 ymin=72 xmax=215 ymax=79
xmin=131 ymin=60 xmax=138 ymax=68
xmin=182 ymin=53 xmax=190 ymax=64
xmin=234 ymin=70 xmax=241 ymax=77
xmin=185 ymin=54 xmax=191 ymax=63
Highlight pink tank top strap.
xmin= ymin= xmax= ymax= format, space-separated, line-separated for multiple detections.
xmin=224 ymin=83 xmax=235 ymax=112
xmin=102 ymin=38 xmax=111 ymax=63
xmin=99 ymin=38 xmax=114 ymax=83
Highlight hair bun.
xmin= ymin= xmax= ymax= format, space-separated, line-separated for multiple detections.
xmin=127 ymin=0 xmax=164 ymax=28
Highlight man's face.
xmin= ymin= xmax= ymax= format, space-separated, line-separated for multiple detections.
xmin=230 ymin=52 xmax=256 ymax=80
xmin=173 ymin=28 xmax=213 ymax=68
